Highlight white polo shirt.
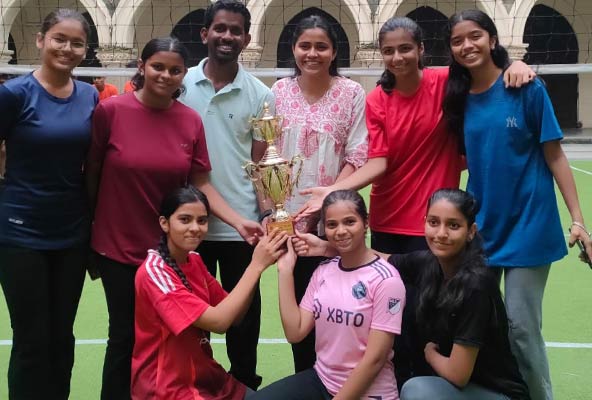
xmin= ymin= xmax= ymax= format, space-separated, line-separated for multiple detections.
xmin=181 ymin=59 xmax=274 ymax=241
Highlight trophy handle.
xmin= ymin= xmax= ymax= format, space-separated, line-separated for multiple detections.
xmin=287 ymin=155 xmax=304 ymax=195
xmin=243 ymin=161 xmax=261 ymax=181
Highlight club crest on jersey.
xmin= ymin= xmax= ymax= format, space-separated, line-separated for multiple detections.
xmin=352 ymin=281 xmax=367 ymax=299
xmin=388 ymin=298 xmax=401 ymax=315
xmin=313 ymin=299 xmax=322 ymax=320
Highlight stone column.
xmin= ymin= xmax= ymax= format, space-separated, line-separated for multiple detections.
xmin=506 ymin=43 xmax=529 ymax=61
xmin=240 ymin=43 xmax=263 ymax=68
xmin=0 ymin=48 xmax=14 ymax=65
xmin=356 ymin=47 xmax=382 ymax=68
xmin=355 ymin=46 xmax=383 ymax=92
xmin=96 ymin=46 xmax=137 ymax=90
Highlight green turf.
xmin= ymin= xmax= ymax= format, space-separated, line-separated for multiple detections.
xmin=1 ymin=161 xmax=591 ymax=399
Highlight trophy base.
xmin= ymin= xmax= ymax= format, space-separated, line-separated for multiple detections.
xmin=267 ymin=218 xmax=295 ymax=235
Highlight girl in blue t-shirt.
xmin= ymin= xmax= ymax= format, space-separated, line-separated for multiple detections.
xmin=0 ymin=8 xmax=98 ymax=399
xmin=442 ymin=9 xmax=592 ymax=400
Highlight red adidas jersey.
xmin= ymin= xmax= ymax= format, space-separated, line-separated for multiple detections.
xmin=132 ymin=250 xmax=246 ymax=400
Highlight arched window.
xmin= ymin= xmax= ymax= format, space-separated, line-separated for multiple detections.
xmin=406 ymin=6 xmax=448 ymax=66
xmin=172 ymin=9 xmax=208 ymax=68
xmin=523 ymin=4 xmax=579 ymax=128
xmin=77 ymin=12 xmax=101 ymax=84
xmin=7 ymin=34 xmax=17 ymax=64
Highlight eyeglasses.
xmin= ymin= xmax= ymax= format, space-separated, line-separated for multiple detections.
xmin=48 ymin=37 xmax=88 ymax=54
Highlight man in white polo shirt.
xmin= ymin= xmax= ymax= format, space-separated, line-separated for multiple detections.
xmin=180 ymin=0 xmax=273 ymax=391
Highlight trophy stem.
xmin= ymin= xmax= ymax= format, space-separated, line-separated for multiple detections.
xmin=269 ymin=204 xmax=294 ymax=235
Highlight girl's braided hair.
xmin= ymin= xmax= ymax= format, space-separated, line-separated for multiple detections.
xmin=158 ymin=234 xmax=193 ymax=291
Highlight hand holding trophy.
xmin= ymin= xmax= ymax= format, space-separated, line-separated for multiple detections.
xmin=244 ymin=103 xmax=303 ymax=235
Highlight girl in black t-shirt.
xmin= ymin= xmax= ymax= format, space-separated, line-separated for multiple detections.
xmin=294 ymin=188 xmax=530 ymax=400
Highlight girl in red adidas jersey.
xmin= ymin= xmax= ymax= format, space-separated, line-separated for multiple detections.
xmin=131 ymin=185 xmax=288 ymax=400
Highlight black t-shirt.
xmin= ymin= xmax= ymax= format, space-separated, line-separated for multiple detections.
xmin=388 ymin=251 xmax=530 ymax=400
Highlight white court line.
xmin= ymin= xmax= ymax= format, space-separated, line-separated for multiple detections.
xmin=546 ymin=342 xmax=592 ymax=349
xmin=570 ymin=165 xmax=592 ymax=176
xmin=0 ymin=338 xmax=591 ymax=348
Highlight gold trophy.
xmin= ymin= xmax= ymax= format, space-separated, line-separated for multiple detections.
xmin=244 ymin=102 xmax=303 ymax=235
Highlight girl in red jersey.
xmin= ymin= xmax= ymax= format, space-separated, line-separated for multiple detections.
xmin=296 ymin=17 xmax=534 ymax=386
xmin=132 ymin=185 xmax=287 ymax=400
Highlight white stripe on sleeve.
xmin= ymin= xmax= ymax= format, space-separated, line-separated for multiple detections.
xmin=145 ymin=253 xmax=173 ymax=294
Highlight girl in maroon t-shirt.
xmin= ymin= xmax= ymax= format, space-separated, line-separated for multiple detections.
xmin=86 ymin=36 xmax=263 ymax=399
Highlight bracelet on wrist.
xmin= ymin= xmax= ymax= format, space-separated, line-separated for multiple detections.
xmin=571 ymin=221 xmax=591 ymax=237
xmin=259 ymin=209 xmax=273 ymax=222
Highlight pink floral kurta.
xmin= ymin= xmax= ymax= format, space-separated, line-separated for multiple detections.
xmin=272 ymin=76 xmax=368 ymax=217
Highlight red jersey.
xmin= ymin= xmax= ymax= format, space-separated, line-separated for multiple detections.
xmin=124 ymin=80 xmax=136 ymax=93
xmin=132 ymin=250 xmax=246 ymax=400
xmin=88 ymin=93 xmax=211 ymax=265
xmin=95 ymin=82 xmax=119 ymax=102
xmin=366 ymin=68 xmax=463 ymax=236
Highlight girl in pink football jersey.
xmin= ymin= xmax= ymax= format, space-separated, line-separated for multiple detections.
xmin=293 ymin=189 xmax=530 ymax=400
xmin=252 ymin=189 xmax=406 ymax=400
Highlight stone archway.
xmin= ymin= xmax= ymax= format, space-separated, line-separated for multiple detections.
xmin=276 ymin=7 xmax=350 ymax=69
xmin=249 ymin=0 xmax=372 ymax=47
xmin=523 ymin=4 xmax=579 ymax=128
xmin=5 ymin=0 xmax=102 ymax=65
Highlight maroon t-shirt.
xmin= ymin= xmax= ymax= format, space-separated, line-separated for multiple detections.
xmin=88 ymin=93 xmax=211 ymax=265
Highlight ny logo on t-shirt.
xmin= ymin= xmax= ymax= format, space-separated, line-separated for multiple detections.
xmin=506 ymin=116 xmax=519 ymax=128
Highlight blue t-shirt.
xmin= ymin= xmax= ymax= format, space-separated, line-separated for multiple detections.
xmin=0 ymin=73 xmax=98 ymax=249
xmin=464 ymin=76 xmax=567 ymax=267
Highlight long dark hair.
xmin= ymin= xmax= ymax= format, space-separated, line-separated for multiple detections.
xmin=291 ymin=15 xmax=340 ymax=77
xmin=131 ymin=37 xmax=189 ymax=99
xmin=40 ymin=8 xmax=91 ymax=39
xmin=442 ymin=10 xmax=511 ymax=151
xmin=158 ymin=185 xmax=210 ymax=292
xmin=416 ymin=189 xmax=497 ymax=333
xmin=377 ymin=17 xmax=424 ymax=94
xmin=320 ymin=189 xmax=368 ymax=225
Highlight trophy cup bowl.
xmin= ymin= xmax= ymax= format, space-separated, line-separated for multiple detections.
xmin=244 ymin=103 xmax=303 ymax=235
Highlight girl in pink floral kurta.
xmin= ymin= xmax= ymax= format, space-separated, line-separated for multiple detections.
xmin=270 ymin=15 xmax=368 ymax=374
xmin=273 ymin=76 xmax=367 ymax=216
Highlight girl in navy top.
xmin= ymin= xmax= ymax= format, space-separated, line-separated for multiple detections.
xmin=0 ymin=8 xmax=98 ymax=399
